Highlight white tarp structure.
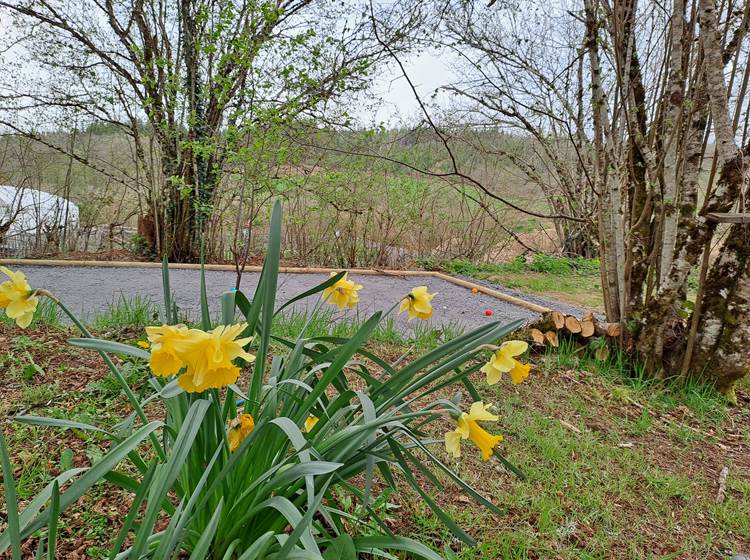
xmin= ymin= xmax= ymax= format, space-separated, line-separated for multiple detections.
xmin=0 ymin=185 xmax=79 ymax=235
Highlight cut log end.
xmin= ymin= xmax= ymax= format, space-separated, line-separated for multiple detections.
xmin=580 ymin=318 xmax=595 ymax=337
xmin=530 ymin=328 xmax=545 ymax=345
xmin=565 ymin=315 xmax=582 ymax=334
xmin=545 ymin=330 xmax=559 ymax=347
xmin=605 ymin=323 xmax=622 ymax=337
xmin=551 ymin=311 xmax=565 ymax=330
xmin=527 ymin=310 xmax=623 ymax=355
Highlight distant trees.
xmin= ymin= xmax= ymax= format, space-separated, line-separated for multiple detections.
xmin=0 ymin=0 xmax=422 ymax=261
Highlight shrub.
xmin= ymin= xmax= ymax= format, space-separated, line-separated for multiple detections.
xmin=0 ymin=203 xmax=530 ymax=559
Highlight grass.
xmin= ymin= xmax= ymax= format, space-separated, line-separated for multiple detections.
xmin=423 ymin=255 xmax=704 ymax=314
xmin=0 ymin=311 xmax=748 ymax=558
xmin=270 ymin=309 xmax=465 ymax=352
xmin=421 ymin=255 xmax=604 ymax=311
xmin=91 ymin=293 xmax=159 ymax=331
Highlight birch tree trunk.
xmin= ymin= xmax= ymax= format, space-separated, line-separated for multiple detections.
xmin=658 ymin=0 xmax=686 ymax=286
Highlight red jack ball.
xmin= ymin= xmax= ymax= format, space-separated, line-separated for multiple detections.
xmin=484 ymin=309 xmax=492 ymax=316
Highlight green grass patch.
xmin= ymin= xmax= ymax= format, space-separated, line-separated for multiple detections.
xmin=421 ymin=255 xmax=604 ymax=310
xmin=420 ymin=254 xmax=600 ymax=277
xmin=90 ymin=293 xmax=159 ymax=331
xmin=270 ymin=309 xmax=464 ymax=352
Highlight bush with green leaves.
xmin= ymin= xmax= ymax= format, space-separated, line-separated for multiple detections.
xmin=0 ymin=203 xmax=527 ymax=559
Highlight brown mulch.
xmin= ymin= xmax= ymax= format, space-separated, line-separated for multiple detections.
xmin=0 ymin=324 xmax=139 ymax=559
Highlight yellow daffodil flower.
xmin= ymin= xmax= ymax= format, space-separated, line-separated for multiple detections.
xmin=303 ymin=415 xmax=319 ymax=433
xmin=227 ymin=413 xmax=255 ymax=452
xmin=136 ymin=340 xmax=150 ymax=349
xmin=321 ymin=272 xmax=363 ymax=310
xmin=145 ymin=323 xmax=255 ymax=393
xmin=481 ymin=340 xmax=531 ymax=385
xmin=444 ymin=401 xmax=503 ymax=461
xmin=0 ymin=266 xmax=39 ymax=328
xmin=399 ymin=286 xmax=436 ymax=321
xmin=173 ymin=323 xmax=255 ymax=393
xmin=145 ymin=324 xmax=191 ymax=376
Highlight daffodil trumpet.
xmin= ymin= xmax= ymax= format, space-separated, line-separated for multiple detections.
xmin=145 ymin=323 xmax=255 ymax=393
xmin=444 ymin=401 xmax=504 ymax=461
xmin=399 ymin=286 xmax=436 ymax=321
xmin=481 ymin=340 xmax=531 ymax=385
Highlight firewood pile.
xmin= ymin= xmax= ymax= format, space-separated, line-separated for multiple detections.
xmin=527 ymin=310 xmax=623 ymax=360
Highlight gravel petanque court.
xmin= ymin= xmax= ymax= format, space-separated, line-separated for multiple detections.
xmin=12 ymin=264 xmax=552 ymax=330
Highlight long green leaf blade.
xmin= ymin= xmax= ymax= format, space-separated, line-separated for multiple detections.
xmin=200 ymin=258 xmax=211 ymax=330
xmin=162 ymin=256 xmax=173 ymax=324
xmin=15 ymin=415 xmax=110 ymax=435
xmin=0 ymin=431 xmax=22 ymax=560
xmin=248 ymin=201 xmax=282 ymax=413
xmin=67 ymin=338 xmax=150 ymax=360
xmin=127 ymin=400 xmax=209 ymax=559
xmin=354 ymin=535 xmax=443 ymax=560
xmin=46 ymin=481 xmax=60 ymax=560
xmin=188 ymin=498 xmax=223 ymax=560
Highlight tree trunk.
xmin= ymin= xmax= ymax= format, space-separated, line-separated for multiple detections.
xmin=690 ymin=148 xmax=750 ymax=394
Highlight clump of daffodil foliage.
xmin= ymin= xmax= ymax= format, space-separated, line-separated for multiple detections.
xmin=0 ymin=203 xmax=532 ymax=559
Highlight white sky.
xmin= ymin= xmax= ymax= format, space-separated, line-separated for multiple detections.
xmin=356 ymin=49 xmax=459 ymax=126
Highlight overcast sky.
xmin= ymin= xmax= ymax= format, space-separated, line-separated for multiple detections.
xmin=356 ymin=49 xmax=459 ymax=126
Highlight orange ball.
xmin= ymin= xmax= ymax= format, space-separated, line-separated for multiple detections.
xmin=471 ymin=287 xmax=479 ymax=294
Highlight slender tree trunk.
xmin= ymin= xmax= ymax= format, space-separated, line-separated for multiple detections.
xmin=585 ymin=0 xmax=622 ymax=321
xmin=658 ymin=0 xmax=686 ymax=286
xmin=637 ymin=0 xmax=749 ymax=378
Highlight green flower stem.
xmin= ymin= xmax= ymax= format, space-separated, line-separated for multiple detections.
xmin=50 ymin=295 xmax=166 ymax=462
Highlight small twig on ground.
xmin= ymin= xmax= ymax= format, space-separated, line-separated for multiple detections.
xmin=624 ymin=397 xmax=724 ymax=444
xmin=716 ymin=466 xmax=729 ymax=504
xmin=556 ymin=418 xmax=582 ymax=435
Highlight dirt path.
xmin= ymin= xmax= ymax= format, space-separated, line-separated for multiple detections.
xmin=14 ymin=264 xmax=574 ymax=330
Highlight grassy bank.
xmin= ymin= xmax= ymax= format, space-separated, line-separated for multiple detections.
xmin=420 ymin=255 xmax=604 ymax=311
xmin=1 ymin=304 xmax=748 ymax=559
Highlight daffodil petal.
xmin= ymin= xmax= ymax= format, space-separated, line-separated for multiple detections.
xmin=456 ymin=415 xmax=470 ymax=439
xmin=468 ymin=401 xmax=499 ymax=422
xmin=500 ymin=340 xmax=528 ymax=357
xmin=16 ymin=311 xmax=33 ymax=328
xmin=445 ymin=428 xmax=463 ymax=458
xmin=481 ymin=362 xmax=502 ymax=385
xmin=489 ymin=351 xmax=516 ymax=372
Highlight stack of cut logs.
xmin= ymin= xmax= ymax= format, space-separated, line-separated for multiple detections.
xmin=528 ymin=310 xmax=622 ymax=356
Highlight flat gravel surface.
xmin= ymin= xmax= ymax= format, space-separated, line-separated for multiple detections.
xmin=14 ymin=265 xmax=581 ymax=330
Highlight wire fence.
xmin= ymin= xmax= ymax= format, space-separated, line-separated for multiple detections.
xmin=0 ymin=225 xmax=136 ymax=257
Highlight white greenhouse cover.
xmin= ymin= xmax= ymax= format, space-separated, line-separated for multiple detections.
xmin=0 ymin=185 xmax=79 ymax=235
